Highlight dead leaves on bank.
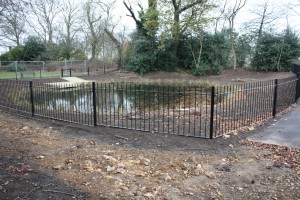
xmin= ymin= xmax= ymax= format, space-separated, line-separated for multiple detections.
xmin=49 ymin=152 xmax=211 ymax=198
xmin=240 ymin=140 xmax=300 ymax=173
xmin=6 ymin=163 xmax=34 ymax=176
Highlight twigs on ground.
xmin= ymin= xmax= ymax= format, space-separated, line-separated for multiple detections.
xmin=22 ymin=184 xmax=81 ymax=200
xmin=43 ymin=189 xmax=81 ymax=199
xmin=23 ymin=186 xmax=42 ymax=199
xmin=114 ymin=135 xmax=128 ymax=140
xmin=23 ymin=184 xmax=52 ymax=199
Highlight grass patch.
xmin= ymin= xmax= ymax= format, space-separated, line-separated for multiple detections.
xmin=0 ymin=72 xmax=17 ymax=79
xmin=0 ymin=71 xmax=62 ymax=79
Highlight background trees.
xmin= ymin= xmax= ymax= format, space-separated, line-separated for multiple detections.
xmin=252 ymin=28 xmax=300 ymax=71
xmin=0 ymin=0 xmax=300 ymax=75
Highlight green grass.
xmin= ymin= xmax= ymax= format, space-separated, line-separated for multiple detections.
xmin=0 ymin=72 xmax=17 ymax=79
xmin=0 ymin=71 xmax=62 ymax=79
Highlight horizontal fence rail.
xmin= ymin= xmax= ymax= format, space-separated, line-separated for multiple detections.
xmin=0 ymin=75 xmax=299 ymax=139
xmin=0 ymin=60 xmax=118 ymax=80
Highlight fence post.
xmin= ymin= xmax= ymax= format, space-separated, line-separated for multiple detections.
xmin=92 ymin=82 xmax=97 ymax=126
xmin=296 ymin=73 xmax=300 ymax=103
xmin=70 ymin=68 xmax=72 ymax=77
xmin=29 ymin=81 xmax=35 ymax=117
xmin=210 ymin=86 xmax=215 ymax=139
xmin=87 ymin=67 xmax=90 ymax=76
xmin=61 ymin=68 xmax=63 ymax=77
xmin=42 ymin=61 xmax=45 ymax=72
xmin=272 ymin=79 xmax=278 ymax=118
xmin=15 ymin=61 xmax=18 ymax=80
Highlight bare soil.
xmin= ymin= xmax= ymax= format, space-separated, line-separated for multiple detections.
xmin=0 ymin=69 xmax=299 ymax=200
xmin=84 ymin=68 xmax=295 ymax=85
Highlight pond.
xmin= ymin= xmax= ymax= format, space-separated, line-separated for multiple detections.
xmin=33 ymin=83 xmax=184 ymax=115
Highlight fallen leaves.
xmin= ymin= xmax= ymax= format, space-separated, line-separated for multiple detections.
xmin=6 ymin=163 xmax=34 ymax=175
xmin=240 ymin=140 xmax=300 ymax=172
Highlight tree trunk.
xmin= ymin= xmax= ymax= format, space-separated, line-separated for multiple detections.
xmin=229 ymin=18 xmax=237 ymax=70
xmin=104 ymin=28 xmax=122 ymax=70
xmin=91 ymin=43 xmax=96 ymax=60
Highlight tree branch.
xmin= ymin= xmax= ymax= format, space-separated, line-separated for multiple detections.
xmin=123 ymin=1 xmax=139 ymax=24
xmin=104 ymin=28 xmax=120 ymax=48
xmin=178 ymin=0 xmax=206 ymax=14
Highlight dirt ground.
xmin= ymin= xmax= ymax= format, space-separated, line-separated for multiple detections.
xmin=84 ymin=68 xmax=295 ymax=85
xmin=0 ymin=69 xmax=300 ymax=200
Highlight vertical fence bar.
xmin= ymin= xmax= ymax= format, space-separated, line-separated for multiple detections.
xmin=162 ymin=85 xmax=165 ymax=133
xmin=30 ymin=81 xmax=35 ymax=116
xmin=296 ymin=73 xmax=300 ymax=103
xmin=183 ymin=86 xmax=186 ymax=135
xmin=100 ymin=82 xmax=104 ymax=125
xmin=92 ymin=82 xmax=97 ymax=126
xmin=272 ymin=79 xmax=278 ymax=118
xmin=15 ymin=61 xmax=18 ymax=80
xmin=210 ymin=86 xmax=215 ymax=139
xmin=70 ymin=68 xmax=72 ymax=77
xmin=61 ymin=69 xmax=63 ymax=77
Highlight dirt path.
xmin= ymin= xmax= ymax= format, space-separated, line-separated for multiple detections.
xmin=0 ymin=108 xmax=299 ymax=200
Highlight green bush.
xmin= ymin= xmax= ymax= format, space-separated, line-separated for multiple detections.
xmin=125 ymin=37 xmax=156 ymax=75
xmin=192 ymin=62 xmax=210 ymax=76
xmin=178 ymin=31 xmax=230 ymax=74
xmin=156 ymin=46 xmax=178 ymax=71
xmin=252 ymin=28 xmax=300 ymax=72
xmin=192 ymin=61 xmax=222 ymax=76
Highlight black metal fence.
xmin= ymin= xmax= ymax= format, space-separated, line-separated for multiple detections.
xmin=0 ymin=76 xmax=299 ymax=139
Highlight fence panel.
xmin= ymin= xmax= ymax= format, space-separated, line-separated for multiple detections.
xmin=0 ymin=80 xmax=31 ymax=113
xmin=0 ymin=76 xmax=298 ymax=139
xmin=33 ymin=82 xmax=94 ymax=126
xmin=213 ymin=80 xmax=275 ymax=137
xmin=95 ymin=83 xmax=212 ymax=138
xmin=277 ymin=77 xmax=297 ymax=113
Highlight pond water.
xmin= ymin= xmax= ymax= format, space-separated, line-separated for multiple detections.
xmin=33 ymin=84 xmax=183 ymax=114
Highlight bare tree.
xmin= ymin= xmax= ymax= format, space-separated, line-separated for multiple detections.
xmin=83 ymin=0 xmax=104 ymax=60
xmin=226 ymin=0 xmax=247 ymax=70
xmin=104 ymin=28 xmax=122 ymax=69
xmin=0 ymin=0 xmax=18 ymax=17
xmin=0 ymin=1 xmax=26 ymax=46
xmin=248 ymin=0 xmax=279 ymax=40
xmin=59 ymin=0 xmax=81 ymax=59
xmin=98 ymin=0 xmax=124 ymax=69
xmin=28 ymin=0 xmax=61 ymax=44
xmin=214 ymin=0 xmax=229 ymax=33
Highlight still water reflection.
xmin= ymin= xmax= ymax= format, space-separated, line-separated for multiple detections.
xmin=34 ymin=84 xmax=181 ymax=114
